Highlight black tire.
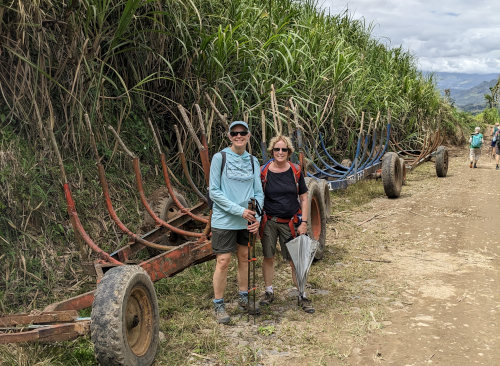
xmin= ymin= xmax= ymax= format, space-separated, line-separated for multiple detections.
xmin=91 ymin=265 xmax=159 ymax=366
xmin=435 ymin=146 xmax=449 ymax=177
xmin=142 ymin=187 xmax=189 ymax=257
xmin=399 ymin=158 xmax=407 ymax=186
xmin=317 ymin=179 xmax=331 ymax=220
xmin=382 ymin=152 xmax=403 ymax=198
xmin=305 ymin=180 xmax=327 ymax=260
xmin=142 ymin=187 xmax=189 ymax=231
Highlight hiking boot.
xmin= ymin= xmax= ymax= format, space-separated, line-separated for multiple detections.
xmin=298 ymin=296 xmax=315 ymax=314
xmin=259 ymin=291 xmax=275 ymax=306
xmin=469 ymin=162 xmax=473 ymax=168
xmin=238 ymin=293 xmax=260 ymax=315
xmin=214 ymin=302 xmax=230 ymax=324
xmin=473 ymin=163 xmax=477 ymax=168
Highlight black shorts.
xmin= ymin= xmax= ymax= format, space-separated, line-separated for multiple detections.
xmin=211 ymin=228 xmax=249 ymax=254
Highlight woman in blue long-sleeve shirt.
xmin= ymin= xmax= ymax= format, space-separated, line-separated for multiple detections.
xmin=209 ymin=121 xmax=264 ymax=324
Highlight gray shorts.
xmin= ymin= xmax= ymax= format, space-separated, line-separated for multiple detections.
xmin=261 ymin=219 xmax=296 ymax=261
xmin=469 ymin=147 xmax=481 ymax=161
xmin=211 ymin=228 xmax=249 ymax=254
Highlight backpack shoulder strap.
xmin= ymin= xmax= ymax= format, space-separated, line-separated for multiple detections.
xmin=220 ymin=151 xmax=226 ymax=178
xmin=260 ymin=159 xmax=273 ymax=190
xmin=249 ymin=154 xmax=255 ymax=174
xmin=288 ymin=162 xmax=301 ymax=180
xmin=288 ymin=162 xmax=301 ymax=193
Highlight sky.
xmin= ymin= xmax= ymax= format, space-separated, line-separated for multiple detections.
xmin=321 ymin=0 xmax=500 ymax=74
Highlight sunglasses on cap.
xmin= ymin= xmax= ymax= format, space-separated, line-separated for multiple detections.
xmin=273 ymin=147 xmax=289 ymax=152
xmin=229 ymin=131 xmax=249 ymax=137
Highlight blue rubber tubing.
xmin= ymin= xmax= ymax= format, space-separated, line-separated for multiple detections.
xmin=319 ymin=129 xmax=363 ymax=175
xmin=373 ymin=123 xmax=391 ymax=163
xmin=310 ymin=144 xmax=350 ymax=174
xmin=311 ymin=128 xmax=365 ymax=178
xmin=357 ymin=129 xmax=379 ymax=171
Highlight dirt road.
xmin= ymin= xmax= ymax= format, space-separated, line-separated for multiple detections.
xmin=348 ymin=148 xmax=500 ymax=365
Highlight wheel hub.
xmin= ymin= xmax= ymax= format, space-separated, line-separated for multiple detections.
xmin=126 ymin=286 xmax=153 ymax=357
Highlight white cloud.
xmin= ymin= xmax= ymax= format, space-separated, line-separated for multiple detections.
xmin=418 ymin=57 xmax=500 ymax=74
xmin=321 ymin=0 xmax=500 ymax=73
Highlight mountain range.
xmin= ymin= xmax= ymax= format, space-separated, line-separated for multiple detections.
xmin=428 ymin=72 xmax=499 ymax=113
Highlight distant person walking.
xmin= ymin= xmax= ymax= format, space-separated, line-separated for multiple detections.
xmin=469 ymin=126 xmax=483 ymax=168
xmin=494 ymin=128 xmax=500 ymax=170
xmin=491 ymin=122 xmax=500 ymax=158
xmin=209 ymin=121 xmax=264 ymax=324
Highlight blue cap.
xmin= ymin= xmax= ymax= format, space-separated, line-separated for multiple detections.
xmin=229 ymin=121 xmax=249 ymax=131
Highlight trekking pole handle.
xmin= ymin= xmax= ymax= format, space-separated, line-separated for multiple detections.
xmin=246 ymin=199 xmax=256 ymax=224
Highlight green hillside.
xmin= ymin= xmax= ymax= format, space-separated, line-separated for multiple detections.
xmin=452 ymin=80 xmax=497 ymax=113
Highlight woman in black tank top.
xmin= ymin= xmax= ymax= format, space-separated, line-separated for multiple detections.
xmin=259 ymin=135 xmax=314 ymax=313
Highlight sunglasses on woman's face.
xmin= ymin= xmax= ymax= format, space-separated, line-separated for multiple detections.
xmin=273 ymin=147 xmax=289 ymax=152
xmin=229 ymin=131 xmax=249 ymax=137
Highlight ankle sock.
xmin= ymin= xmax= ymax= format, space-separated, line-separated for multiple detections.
xmin=265 ymin=286 xmax=274 ymax=294
xmin=213 ymin=298 xmax=224 ymax=305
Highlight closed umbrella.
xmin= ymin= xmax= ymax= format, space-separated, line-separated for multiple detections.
xmin=286 ymin=235 xmax=318 ymax=299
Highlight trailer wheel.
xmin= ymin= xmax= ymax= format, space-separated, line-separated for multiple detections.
xmin=435 ymin=146 xmax=449 ymax=177
xmin=399 ymin=158 xmax=407 ymax=186
xmin=317 ymin=179 xmax=331 ymax=220
xmin=382 ymin=152 xmax=402 ymax=198
xmin=142 ymin=187 xmax=189 ymax=230
xmin=306 ymin=180 xmax=327 ymax=260
xmin=91 ymin=265 xmax=159 ymax=366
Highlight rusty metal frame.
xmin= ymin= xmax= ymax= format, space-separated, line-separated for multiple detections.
xmin=106 ymin=125 xmax=205 ymax=239
xmin=63 ymin=183 xmax=122 ymax=265
xmin=395 ymin=130 xmax=443 ymax=170
xmin=96 ymin=162 xmax=175 ymax=252
xmin=158 ymin=152 xmax=208 ymax=224
xmin=145 ymin=117 xmax=209 ymax=224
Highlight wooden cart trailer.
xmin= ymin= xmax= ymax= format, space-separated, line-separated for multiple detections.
xmin=393 ymin=130 xmax=449 ymax=179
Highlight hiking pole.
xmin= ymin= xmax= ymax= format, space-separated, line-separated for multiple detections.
xmin=251 ymin=210 xmax=257 ymax=325
xmin=247 ymin=199 xmax=257 ymax=323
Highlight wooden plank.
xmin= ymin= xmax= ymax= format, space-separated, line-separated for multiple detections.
xmin=0 ymin=320 xmax=90 ymax=344
xmin=0 ymin=311 xmax=79 ymax=327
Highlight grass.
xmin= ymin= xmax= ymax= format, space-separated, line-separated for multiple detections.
xmin=0 ymin=339 xmax=95 ymax=366
xmin=329 ymin=178 xmax=386 ymax=212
